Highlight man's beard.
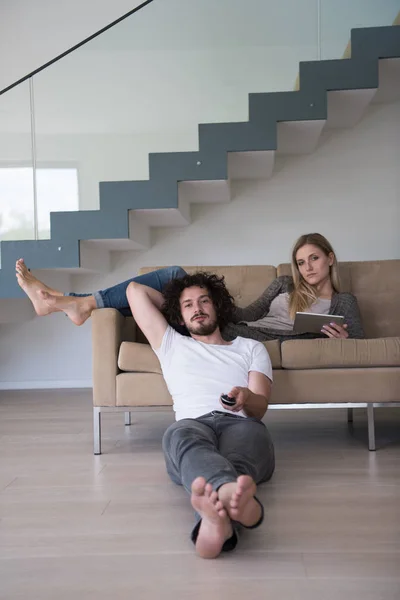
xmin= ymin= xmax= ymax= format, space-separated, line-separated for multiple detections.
xmin=186 ymin=317 xmax=218 ymax=336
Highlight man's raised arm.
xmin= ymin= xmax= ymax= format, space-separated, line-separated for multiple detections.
xmin=126 ymin=282 xmax=168 ymax=350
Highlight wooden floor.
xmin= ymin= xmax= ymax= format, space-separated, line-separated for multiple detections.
xmin=0 ymin=390 xmax=399 ymax=600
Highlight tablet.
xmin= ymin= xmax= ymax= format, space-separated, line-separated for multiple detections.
xmin=293 ymin=312 xmax=345 ymax=334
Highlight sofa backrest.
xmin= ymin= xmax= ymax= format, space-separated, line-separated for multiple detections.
xmin=140 ymin=260 xmax=399 ymax=339
xmin=139 ymin=265 xmax=277 ymax=308
xmin=277 ymin=260 xmax=400 ymax=338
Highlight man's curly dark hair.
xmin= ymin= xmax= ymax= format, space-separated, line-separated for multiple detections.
xmin=162 ymin=271 xmax=236 ymax=331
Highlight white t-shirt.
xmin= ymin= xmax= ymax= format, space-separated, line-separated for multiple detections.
xmin=154 ymin=326 xmax=273 ymax=421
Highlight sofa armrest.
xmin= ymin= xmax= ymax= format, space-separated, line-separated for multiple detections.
xmin=92 ymin=308 xmax=136 ymax=407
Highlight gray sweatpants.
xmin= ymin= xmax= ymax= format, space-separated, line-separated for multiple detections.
xmin=162 ymin=411 xmax=275 ymax=549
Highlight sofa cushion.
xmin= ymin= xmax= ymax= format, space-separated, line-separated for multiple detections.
xmin=116 ymin=373 xmax=172 ymax=406
xmin=281 ymin=337 xmax=400 ymax=370
xmin=262 ymin=340 xmax=281 ymax=369
xmin=118 ymin=338 xmax=282 ymax=372
xmin=118 ymin=342 xmax=162 ymax=374
xmin=271 ymin=368 xmax=400 ymax=404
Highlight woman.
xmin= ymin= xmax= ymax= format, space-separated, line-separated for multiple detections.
xmin=15 ymin=232 xmax=364 ymax=339
xmin=224 ymin=233 xmax=364 ymax=341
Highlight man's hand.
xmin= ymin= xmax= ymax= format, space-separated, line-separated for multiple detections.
xmin=220 ymin=371 xmax=271 ymax=420
xmin=220 ymin=386 xmax=250 ymax=413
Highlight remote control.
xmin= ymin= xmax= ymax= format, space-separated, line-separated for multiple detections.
xmin=220 ymin=394 xmax=236 ymax=406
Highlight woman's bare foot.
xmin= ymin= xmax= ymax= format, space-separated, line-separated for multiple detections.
xmin=218 ymin=475 xmax=262 ymax=527
xmin=40 ymin=291 xmax=95 ymax=326
xmin=15 ymin=258 xmax=63 ymax=316
xmin=191 ymin=477 xmax=233 ymax=559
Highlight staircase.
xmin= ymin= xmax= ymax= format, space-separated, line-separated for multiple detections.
xmin=0 ymin=25 xmax=399 ymax=310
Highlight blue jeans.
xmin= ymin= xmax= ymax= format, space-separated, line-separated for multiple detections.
xmin=68 ymin=266 xmax=187 ymax=317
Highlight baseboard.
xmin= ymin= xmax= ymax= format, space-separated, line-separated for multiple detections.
xmin=0 ymin=380 xmax=93 ymax=390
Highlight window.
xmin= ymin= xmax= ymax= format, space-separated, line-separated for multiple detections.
xmin=0 ymin=167 xmax=79 ymax=242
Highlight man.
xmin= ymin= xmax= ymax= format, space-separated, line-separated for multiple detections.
xmin=126 ymin=271 xmax=275 ymax=559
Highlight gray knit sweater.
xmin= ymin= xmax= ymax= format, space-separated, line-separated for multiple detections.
xmin=222 ymin=276 xmax=365 ymax=342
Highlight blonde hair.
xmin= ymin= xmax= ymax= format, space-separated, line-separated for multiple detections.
xmin=288 ymin=233 xmax=341 ymax=319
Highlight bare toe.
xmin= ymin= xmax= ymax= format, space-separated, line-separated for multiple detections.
xmin=210 ymin=490 xmax=218 ymax=504
xmin=191 ymin=478 xmax=233 ymax=559
xmin=229 ymin=476 xmax=261 ymax=527
xmin=191 ymin=476 xmax=207 ymax=496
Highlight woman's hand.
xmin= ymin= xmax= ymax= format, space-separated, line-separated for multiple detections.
xmin=321 ymin=322 xmax=349 ymax=339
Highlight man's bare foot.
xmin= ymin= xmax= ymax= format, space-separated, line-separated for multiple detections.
xmin=218 ymin=475 xmax=262 ymax=528
xmin=40 ymin=291 xmax=95 ymax=326
xmin=15 ymin=258 xmax=63 ymax=316
xmin=191 ymin=477 xmax=233 ymax=559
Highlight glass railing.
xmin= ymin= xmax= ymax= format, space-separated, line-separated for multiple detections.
xmin=0 ymin=82 xmax=35 ymax=245
xmin=0 ymin=0 xmax=398 ymax=259
xmin=320 ymin=0 xmax=399 ymax=59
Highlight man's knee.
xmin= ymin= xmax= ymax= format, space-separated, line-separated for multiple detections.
xmin=167 ymin=266 xmax=186 ymax=279
xmin=162 ymin=420 xmax=195 ymax=453
xmin=261 ymin=444 xmax=275 ymax=482
xmin=224 ymin=451 xmax=257 ymax=477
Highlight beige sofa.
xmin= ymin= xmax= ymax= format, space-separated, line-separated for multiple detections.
xmin=92 ymin=260 xmax=400 ymax=454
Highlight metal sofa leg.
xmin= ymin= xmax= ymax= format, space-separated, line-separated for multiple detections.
xmin=347 ymin=407 xmax=354 ymax=423
xmin=124 ymin=411 xmax=131 ymax=426
xmin=367 ymin=404 xmax=376 ymax=451
xmin=93 ymin=407 xmax=102 ymax=455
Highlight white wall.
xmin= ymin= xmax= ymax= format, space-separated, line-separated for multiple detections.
xmin=0 ymin=100 xmax=399 ymax=388
xmin=0 ymin=0 xmax=147 ymax=90
xmin=0 ymin=0 xmax=399 ymax=388
xmin=1 ymin=0 xmax=398 ymax=92
xmin=1 ymin=1 xmax=398 ymax=224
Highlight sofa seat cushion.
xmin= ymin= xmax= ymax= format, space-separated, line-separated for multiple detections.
xmin=118 ymin=342 xmax=162 ymax=374
xmin=281 ymin=337 xmax=400 ymax=370
xmin=118 ymin=338 xmax=282 ymax=373
xmin=116 ymin=373 xmax=172 ymax=406
xmin=261 ymin=340 xmax=281 ymax=369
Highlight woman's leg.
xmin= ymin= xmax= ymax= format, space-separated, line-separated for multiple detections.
xmin=68 ymin=267 xmax=187 ymax=307
xmin=15 ymin=259 xmax=64 ymax=316
xmin=60 ymin=266 xmax=187 ymax=321
xmin=88 ymin=266 xmax=186 ymax=313
xmin=222 ymin=323 xmax=325 ymax=342
xmin=16 ymin=259 xmax=186 ymax=325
